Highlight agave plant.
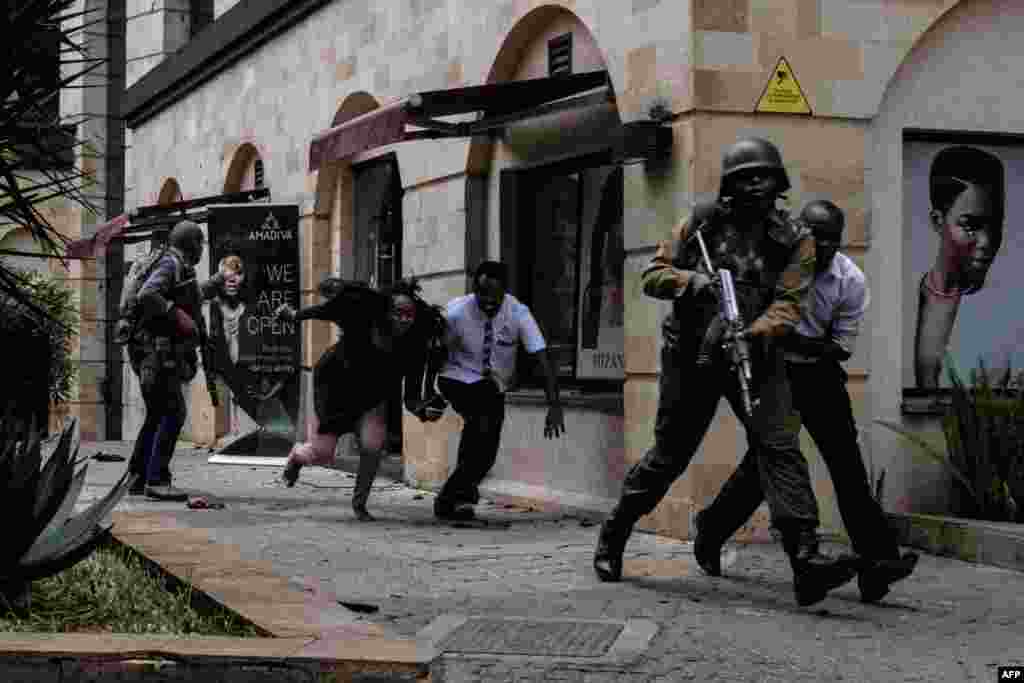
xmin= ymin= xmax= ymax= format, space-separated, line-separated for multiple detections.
xmin=0 ymin=412 xmax=134 ymax=607
xmin=877 ymin=350 xmax=1024 ymax=522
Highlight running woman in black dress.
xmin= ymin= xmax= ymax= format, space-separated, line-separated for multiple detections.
xmin=275 ymin=277 xmax=446 ymax=520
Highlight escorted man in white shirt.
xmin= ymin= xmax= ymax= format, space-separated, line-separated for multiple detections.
xmin=694 ymin=200 xmax=919 ymax=603
xmin=434 ymin=261 xmax=566 ymax=522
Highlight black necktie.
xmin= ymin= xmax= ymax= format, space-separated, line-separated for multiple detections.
xmin=482 ymin=318 xmax=493 ymax=378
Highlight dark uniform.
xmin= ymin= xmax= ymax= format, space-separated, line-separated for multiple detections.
xmin=626 ymin=200 xmax=818 ymax=525
xmin=126 ymin=221 xmax=218 ymax=500
xmin=696 ymin=200 xmax=918 ymax=603
xmin=594 ymin=138 xmax=859 ymax=607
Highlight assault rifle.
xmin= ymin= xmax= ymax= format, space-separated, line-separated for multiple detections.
xmin=693 ymin=228 xmax=758 ymax=418
xmin=171 ymin=276 xmax=220 ymax=407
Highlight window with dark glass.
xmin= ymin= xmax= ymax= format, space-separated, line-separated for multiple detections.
xmin=504 ymin=158 xmax=625 ymax=391
xmin=190 ymin=0 xmax=214 ymax=38
xmin=548 ymin=33 xmax=573 ymax=77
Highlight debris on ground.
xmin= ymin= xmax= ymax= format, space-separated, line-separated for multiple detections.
xmin=186 ymin=496 xmax=226 ymax=510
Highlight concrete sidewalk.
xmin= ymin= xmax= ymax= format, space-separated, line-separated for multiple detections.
xmin=79 ymin=441 xmax=1023 ymax=682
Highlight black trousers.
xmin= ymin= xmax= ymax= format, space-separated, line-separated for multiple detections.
xmin=614 ymin=338 xmax=819 ymax=531
xmin=702 ymin=359 xmax=900 ymax=560
xmin=128 ymin=362 xmax=187 ymax=486
xmin=435 ymin=376 xmax=506 ymax=510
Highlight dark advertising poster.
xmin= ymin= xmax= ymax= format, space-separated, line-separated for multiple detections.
xmin=207 ymin=204 xmax=302 ymax=444
xmin=903 ymin=139 xmax=1023 ymax=395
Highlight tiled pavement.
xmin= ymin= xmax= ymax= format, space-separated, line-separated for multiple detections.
xmin=77 ymin=441 xmax=1024 ymax=682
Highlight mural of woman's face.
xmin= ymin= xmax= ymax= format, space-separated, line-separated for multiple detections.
xmin=930 ymin=182 xmax=1003 ymax=292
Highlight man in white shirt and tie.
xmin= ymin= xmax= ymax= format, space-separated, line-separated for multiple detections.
xmin=693 ymin=200 xmax=919 ymax=603
xmin=434 ymin=261 xmax=566 ymax=522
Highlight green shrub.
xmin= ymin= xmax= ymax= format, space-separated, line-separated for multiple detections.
xmin=0 ymin=266 xmax=78 ymax=426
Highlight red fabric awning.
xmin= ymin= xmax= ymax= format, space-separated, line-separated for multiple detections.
xmin=65 ymin=213 xmax=130 ymax=259
xmin=308 ymin=71 xmax=612 ymax=172
xmin=308 ymin=99 xmax=411 ymax=173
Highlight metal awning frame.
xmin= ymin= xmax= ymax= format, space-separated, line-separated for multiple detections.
xmin=308 ymin=70 xmax=615 ymax=170
xmin=64 ymin=187 xmax=272 ymax=258
xmin=403 ymin=85 xmax=615 ymax=140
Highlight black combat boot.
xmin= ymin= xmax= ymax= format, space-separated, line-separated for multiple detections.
xmin=858 ymin=552 xmax=919 ymax=603
xmin=593 ymin=509 xmax=635 ymax=582
xmin=783 ymin=527 xmax=860 ymax=607
xmin=693 ymin=509 xmax=724 ymax=577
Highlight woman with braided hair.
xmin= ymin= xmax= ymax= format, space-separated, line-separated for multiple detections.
xmin=275 ymin=277 xmax=447 ymax=521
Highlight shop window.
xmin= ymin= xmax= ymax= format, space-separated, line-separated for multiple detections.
xmin=352 ymin=154 xmax=402 ymax=290
xmin=503 ymin=158 xmax=624 ymax=391
xmin=548 ymin=33 xmax=572 ymax=77
xmin=352 ymin=154 xmax=404 ymax=448
xmin=190 ymin=0 xmax=214 ymax=38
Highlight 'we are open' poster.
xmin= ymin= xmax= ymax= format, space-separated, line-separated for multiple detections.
xmin=207 ymin=204 xmax=301 ymax=439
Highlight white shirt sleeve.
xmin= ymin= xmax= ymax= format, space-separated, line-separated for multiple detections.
xmin=518 ymin=306 xmax=547 ymax=354
xmin=831 ymin=274 xmax=869 ymax=357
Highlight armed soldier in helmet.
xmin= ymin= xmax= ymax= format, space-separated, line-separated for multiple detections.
xmin=126 ymin=220 xmax=224 ymax=501
xmin=694 ymin=200 xmax=919 ymax=603
xmin=593 ymin=138 xmax=860 ymax=607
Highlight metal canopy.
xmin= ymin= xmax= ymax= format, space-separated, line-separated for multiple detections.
xmin=410 ymin=69 xmax=609 ymax=117
xmin=308 ymin=70 xmax=612 ymax=171
xmin=65 ymin=187 xmax=271 ymax=258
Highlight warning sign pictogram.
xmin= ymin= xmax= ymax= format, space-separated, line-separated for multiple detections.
xmin=755 ymin=57 xmax=812 ymax=115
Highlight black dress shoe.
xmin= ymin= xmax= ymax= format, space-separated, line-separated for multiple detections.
xmin=435 ymin=503 xmax=476 ymax=521
xmin=352 ymin=505 xmax=376 ymax=522
xmin=858 ymin=552 xmax=919 ymax=603
xmin=693 ymin=510 xmax=723 ymax=577
xmin=593 ymin=519 xmax=632 ymax=582
xmin=281 ymin=459 xmax=301 ymax=487
xmin=785 ymin=531 xmax=860 ymax=607
xmin=144 ymin=484 xmax=189 ymax=502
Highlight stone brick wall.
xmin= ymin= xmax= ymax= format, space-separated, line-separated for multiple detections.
xmin=121 ymin=0 xmax=992 ymax=538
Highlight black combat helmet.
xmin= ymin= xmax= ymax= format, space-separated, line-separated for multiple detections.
xmin=719 ymin=137 xmax=791 ymax=198
xmin=168 ymin=219 xmax=204 ymax=266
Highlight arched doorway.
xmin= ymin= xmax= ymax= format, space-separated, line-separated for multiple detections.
xmin=313 ymin=92 xmax=406 ymax=451
xmin=462 ymin=5 xmax=628 ymax=508
xmin=223 ymin=142 xmax=264 ymax=193
xmin=867 ymin=0 xmax=1024 ymax=515
xmin=157 ymin=177 xmax=183 ymax=205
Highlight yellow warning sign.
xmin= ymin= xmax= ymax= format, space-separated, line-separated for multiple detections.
xmin=755 ymin=57 xmax=811 ymax=115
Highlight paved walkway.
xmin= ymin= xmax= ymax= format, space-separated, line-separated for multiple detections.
xmin=78 ymin=441 xmax=1022 ymax=682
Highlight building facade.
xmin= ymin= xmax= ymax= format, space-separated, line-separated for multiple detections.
xmin=71 ymin=0 xmax=1023 ymax=541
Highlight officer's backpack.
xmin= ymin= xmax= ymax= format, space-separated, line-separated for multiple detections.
xmin=113 ymin=245 xmax=184 ymax=344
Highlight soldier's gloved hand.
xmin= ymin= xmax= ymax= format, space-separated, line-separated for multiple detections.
xmin=173 ymin=306 xmax=197 ymax=337
xmin=686 ymin=272 xmax=720 ymax=297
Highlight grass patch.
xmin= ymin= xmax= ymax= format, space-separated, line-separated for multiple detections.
xmin=0 ymin=542 xmax=261 ymax=637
